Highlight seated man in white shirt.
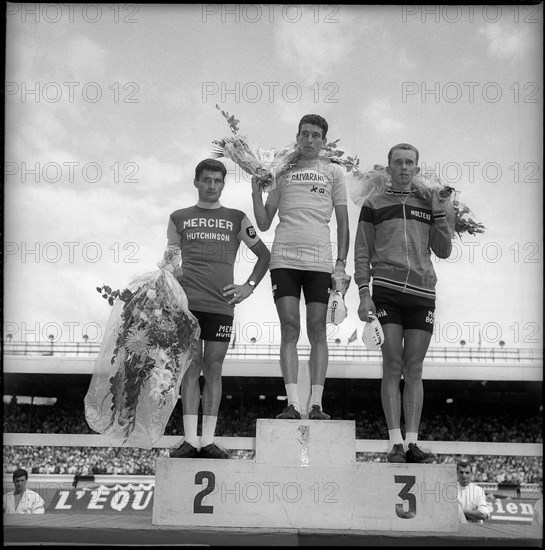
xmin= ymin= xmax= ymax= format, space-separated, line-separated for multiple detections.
xmin=457 ymin=460 xmax=492 ymax=523
xmin=3 ymin=468 xmax=45 ymax=514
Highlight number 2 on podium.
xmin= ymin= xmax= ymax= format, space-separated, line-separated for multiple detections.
xmin=194 ymin=471 xmax=215 ymax=514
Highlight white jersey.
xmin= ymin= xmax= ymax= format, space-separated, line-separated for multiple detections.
xmin=266 ymin=157 xmax=347 ymax=273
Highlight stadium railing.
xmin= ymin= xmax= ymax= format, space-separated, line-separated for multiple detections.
xmin=3 ymin=340 xmax=542 ymax=363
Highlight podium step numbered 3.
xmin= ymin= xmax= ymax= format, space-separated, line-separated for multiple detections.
xmin=153 ymin=419 xmax=458 ymax=532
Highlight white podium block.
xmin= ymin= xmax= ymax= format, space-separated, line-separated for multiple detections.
xmin=153 ymin=459 xmax=458 ymax=532
xmin=255 ymin=419 xmax=355 ymax=466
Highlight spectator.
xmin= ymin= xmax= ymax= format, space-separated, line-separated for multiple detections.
xmin=457 ymin=460 xmax=492 ymax=523
xmin=3 ymin=468 xmax=45 ymax=514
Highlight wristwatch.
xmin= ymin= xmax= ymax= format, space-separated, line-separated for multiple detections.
xmin=246 ymin=279 xmax=256 ymax=292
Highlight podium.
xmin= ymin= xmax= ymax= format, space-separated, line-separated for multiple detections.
xmin=153 ymin=419 xmax=459 ymax=531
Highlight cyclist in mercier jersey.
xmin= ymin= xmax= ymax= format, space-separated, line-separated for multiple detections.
xmin=166 ymin=158 xmax=270 ymax=459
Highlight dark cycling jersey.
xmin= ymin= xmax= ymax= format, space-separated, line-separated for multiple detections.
xmin=167 ymin=205 xmax=260 ymax=315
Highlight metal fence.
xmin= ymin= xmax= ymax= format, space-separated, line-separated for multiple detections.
xmin=2 ymin=340 xmax=542 ymax=363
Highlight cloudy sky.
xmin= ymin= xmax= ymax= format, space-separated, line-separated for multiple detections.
xmin=4 ymin=4 xmax=543 ymax=348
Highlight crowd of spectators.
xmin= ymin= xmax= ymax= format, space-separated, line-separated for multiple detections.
xmin=3 ymin=398 xmax=542 ymax=484
xmin=4 ymin=398 xmax=542 ymax=443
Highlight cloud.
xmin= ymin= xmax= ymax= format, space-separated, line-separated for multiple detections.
xmin=274 ymin=12 xmax=366 ymax=80
xmin=4 ymin=182 xmax=173 ymax=337
xmin=399 ymin=47 xmax=417 ymax=70
xmin=479 ymin=24 xmax=532 ymax=60
xmin=362 ymin=98 xmax=403 ymax=135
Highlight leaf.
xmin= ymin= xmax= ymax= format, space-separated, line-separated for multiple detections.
xmin=96 ymin=287 xmax=102 ymax=293
xmin=104 ymin=286 xmax=112 ymax=294
xmin=108 ymin=297 xmax=114 ymax=306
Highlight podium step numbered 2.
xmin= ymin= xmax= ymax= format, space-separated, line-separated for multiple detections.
xmin=153 ymin=419 xmax=458 ymax=531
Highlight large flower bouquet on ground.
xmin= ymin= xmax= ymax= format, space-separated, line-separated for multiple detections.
xmin=348 ymin=165 xmax=485 ymax=237
xmin=84 ymin=266 xmax=200 ymax=449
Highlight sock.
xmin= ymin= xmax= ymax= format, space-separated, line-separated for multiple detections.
xmin=200 ymin=415 xmax=218 ymax=447
xmin=183 ymin=414 xmax=199 ymax=448
xmin=405 ymin=431 xmax=418 ymax=450
xmin=310 ymin=384 xmax=324 ymax=409
xmin=388 ymin=428 xmax=404 ymax=448
xmin=285 ymin=384 xmax=300 ymax=412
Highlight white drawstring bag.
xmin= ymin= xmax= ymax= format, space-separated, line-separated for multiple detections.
xmin=326 ymin=290 xmax=347 ymax=325
xmin=362 ymin=315 xmax=385 ymax=350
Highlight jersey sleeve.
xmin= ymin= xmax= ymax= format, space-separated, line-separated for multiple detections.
xmin=238 ymin=215 xmax=261 ymax=248
xmin=354 ymin=201 xmax=375 ymax=293
xmin=430 ymin=211 xmax=454 ymax=259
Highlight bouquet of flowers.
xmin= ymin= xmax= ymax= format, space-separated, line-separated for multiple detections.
xmin=320 ymin=139 xmax=361 ymax=174
xmin=348 ymin=165 xmax=485 ymax=237
xmin=211 ymin=106 xmax=360 ymax=192
xmin=211 ymin=105 xmax=299 ymax=192
xmin=84 ymin=264 xmax=200 ymax=449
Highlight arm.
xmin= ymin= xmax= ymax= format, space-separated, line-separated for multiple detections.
xmin=354 ymin=205 xmax=376 ymax=322
xmin=32 ymin=493 xmax=45 ymax=514
xmin=464 ymin=486 xmax=491 ymax=522
xmin=463 ymin=508 xmax=488 ymax=522
xmin=330 ymin=165 xmax=349 ymax=275
xmin=251 ymin=176 xmax=277 ymax=231
xmin=222 ymin=239 xmax=270 ymax=305
xmin=246 ymin=239 xmax=271 ymax=287
xmin=430 ymin=188 xmax=455 ymax=259
xmin=160 ymin=217 xmax=183 ymax=282
xmin=333 ymin=204 xmax=349 ymax=273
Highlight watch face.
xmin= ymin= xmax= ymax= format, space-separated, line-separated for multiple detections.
xmin=248 ymin=280 xmax=256 ymax=287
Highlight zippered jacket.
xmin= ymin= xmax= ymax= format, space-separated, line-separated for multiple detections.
xmin=354 ymin=188 xmax=454 ymax=299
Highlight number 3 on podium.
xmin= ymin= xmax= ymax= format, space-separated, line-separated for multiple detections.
xmin=395 ymin=475 xmax=416 ymax=519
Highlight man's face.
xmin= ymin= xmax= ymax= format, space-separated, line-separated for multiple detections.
xmin=386 ymin=148 xmax=420 ymax=188
xmin=296 ymin=123 xmax=325 ymax=160
xmin=457 ymin=466 xmax=472 ymax=487
xmin=13 ymin=475 xmax=27 ymax=494
xmin=194 ymin=169 xmax=225 ymax=203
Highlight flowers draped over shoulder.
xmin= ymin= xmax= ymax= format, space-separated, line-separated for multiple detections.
xmin=211 ymin=105 xmax=298 ymax=192
xmin=211 ymin=105 xmax=361 ymax=192
xmin=347 ymin=164 xmax=485 ymax=237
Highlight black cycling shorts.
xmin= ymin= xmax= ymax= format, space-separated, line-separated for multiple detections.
xmin=372 ymin=285 xmax=435 ymax=333
xmin=190 ymin=310 xmax=233 ymax=342
xmin=270 ymin=268 xmax=331 ymax=305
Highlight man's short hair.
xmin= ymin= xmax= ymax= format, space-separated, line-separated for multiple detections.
xmin=388 ymin=143 xmax=419 ymax=166
xmin=195 ymin=159 xmax=227 ymax=181
xmin=13 ymin=468 xmax=28 ymax=481
xmin=457 ymin=460 xmax=472 ymax=471
xmin=297 ymin=114 xmax=328 ymax=140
